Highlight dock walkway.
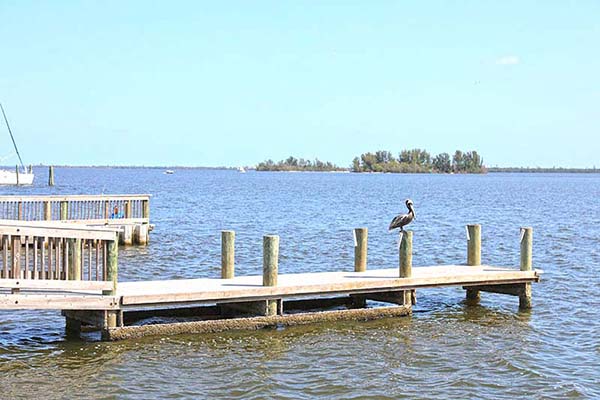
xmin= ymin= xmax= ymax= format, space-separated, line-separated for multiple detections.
xmin=0 ymin=223 xmax=542 ymax=341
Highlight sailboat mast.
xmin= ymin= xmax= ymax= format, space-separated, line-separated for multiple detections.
xmin=0 ymin=102 xmax=25 ymax=170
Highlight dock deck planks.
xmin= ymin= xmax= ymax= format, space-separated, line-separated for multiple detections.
xmin=0 ymin=265 xmax=541 ymax=310
xmin=116 ymin=265 xmax=540 ymax=308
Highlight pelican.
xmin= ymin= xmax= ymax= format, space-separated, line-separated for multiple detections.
xmin=389 ymin=199 xmax=415 ymax=232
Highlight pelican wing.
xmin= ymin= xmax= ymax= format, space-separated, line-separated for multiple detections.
xmin=389 ymin=213 xmax=411 ymax=230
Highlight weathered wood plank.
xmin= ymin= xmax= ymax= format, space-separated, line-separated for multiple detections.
xmin=0 ymin=223 xmax=118 ymax=241
xmin=0 ymin=294 xmax=119 ymax=310
xmin=0 ymin=194 xmax=151 ymax=202
xmin=0 ymin=278 xmax=112 ymax=291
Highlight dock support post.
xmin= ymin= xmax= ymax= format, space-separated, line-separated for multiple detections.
xmin=68 ymin=238 xmax=82 ymax=280
xmin=399 ymin=230 xmax=413 ymax=306
xmin=466 ymin=224 xmax=481 ymax=304
xmin=354 ymin=228 xmax=368 ymax=272
xmin=60 ymin=201 xmax=68 ymax=220
xmin=263 ymin=235 xmax=279 ymax=316
xmin=48 ymin=166 xmax=55 ymax=186
xmin=519 ymin=227 xmax=533 ymax=309
xmin=221 ymin=230 xmax=235 ymax=279
xmin=65 ymin=317 xmax=82 ymax=338
xmin=101 ymin=237 xmax=119 ymax=340
xmin=15 ymin=165 xmax=19 ymax=185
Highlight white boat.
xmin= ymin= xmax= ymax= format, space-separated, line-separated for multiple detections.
xmin=164 ymin=169 xmax=175 ymax=174
xmin=1 ymin=103 xmax=34 ymax=185
xmin=0 ymin=167 xmax=34 ymax=185
xmin=237 ymin=166 xmax=246 ymax=173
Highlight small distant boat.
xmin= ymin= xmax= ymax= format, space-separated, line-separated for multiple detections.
xmin=237 ymin=167 xmax=246 ymax=173
xmin=0 ymin=103 xmax=34 ymax=185
xmin=164 ymin=170 xmax=175 ymax=175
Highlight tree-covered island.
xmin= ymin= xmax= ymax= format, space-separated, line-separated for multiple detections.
xmin=352 ymin=149 xmax=486 ymax=173
xmin=256 ymin=149 xmax=486 ymax=173
xmin=256 ymin=157 xmax=346 ymax=172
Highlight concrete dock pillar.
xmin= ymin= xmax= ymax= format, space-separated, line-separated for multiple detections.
xmin=263 ymin=235 xmax=279 ymax=316
xmin=353 ymin=228 xmax=368 ymax=272
xmin=221 ymin=230 xmax=235 ymax=279
xmin=466 ymin=224 xmax=481 ymax=304
xmin=119 ymin=225 xmax=133 ymax=245
xmin=134 ymin=224 xmax=149 ymax=245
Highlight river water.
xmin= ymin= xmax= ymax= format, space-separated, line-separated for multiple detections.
xmin=0 ymin=168 xmax=599 ymax=399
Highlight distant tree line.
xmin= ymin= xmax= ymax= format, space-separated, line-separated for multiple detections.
xmin=351 ymin=149 xmax=486 ymax=173
xmin=256 ymin=156 xmax=345 ymax=172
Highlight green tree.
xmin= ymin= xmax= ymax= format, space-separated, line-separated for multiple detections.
xmin=433 ymin=153 xmax=452 ymax=173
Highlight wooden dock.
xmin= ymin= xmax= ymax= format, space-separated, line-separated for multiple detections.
xmin=0 ymin=223 xmax=542 ymax=341
xmin=0 ymin=194 xmax=152 ymax=245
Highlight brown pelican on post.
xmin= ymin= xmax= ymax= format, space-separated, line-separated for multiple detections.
xmin=389 ymin=199 xmax=415 ymax=232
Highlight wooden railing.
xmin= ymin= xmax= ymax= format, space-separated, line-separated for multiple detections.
xmin=0 ymin=223 xmax=118 ymax=291
xmin=0 ymin=194 xmax=150 ymax=222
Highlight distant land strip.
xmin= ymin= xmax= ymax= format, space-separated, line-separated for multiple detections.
xmin=6 ymin=164 xmax=597 ymax=173
xmin=488 ymin=167 xmax=599 ymax=173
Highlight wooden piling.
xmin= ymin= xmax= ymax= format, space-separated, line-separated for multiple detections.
xmin=15 ymin=165 xmax=19 ymax=186
xmin=221 ymin=230 xmax=235 ymax=279
xmin=519 ymin=227 xmax=533 ymax=309
xmin=353 ymin=228 xmax=367 ymax=272
xmin=467 ymin=224 xmax=481 ymax=266
xmin=48 ymin=166 xmax=55 ymax=186
xmin=399 ymin=230 xmax=413 ymax=305
xmin=103 ymin=238 xmax=118 ymax=296
xmin=263 ymin=235 xmax=279 ymax=316
xmin=68 ymin=238 xmax=82 ymax=280
xmin=100 ymin=236 xmax=119 ymax=338
xmin=465 ymin=224 xmax=482 ymax=303
xmin=60 ymin=201 xmax=68 ymax=220
xmin=399 ymin=231 xmax=412 ymax=278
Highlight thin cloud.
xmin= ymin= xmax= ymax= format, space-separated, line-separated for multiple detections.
xmin=496 ymin=55 xmax=520 ymax=65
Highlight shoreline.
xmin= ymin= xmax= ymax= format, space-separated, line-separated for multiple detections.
xmin=4 ymin=165 xmax=599 ymax=174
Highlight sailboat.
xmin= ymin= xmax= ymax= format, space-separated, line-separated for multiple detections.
xmin=0 ymin=103 xmax=34 ymax=185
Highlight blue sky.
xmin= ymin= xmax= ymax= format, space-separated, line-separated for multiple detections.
xmin=1 ymin=1 xmax=598 ymax=167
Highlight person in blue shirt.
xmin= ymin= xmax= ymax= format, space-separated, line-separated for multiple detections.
xmin=110 ymin=206 xmax=124 ymax=219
